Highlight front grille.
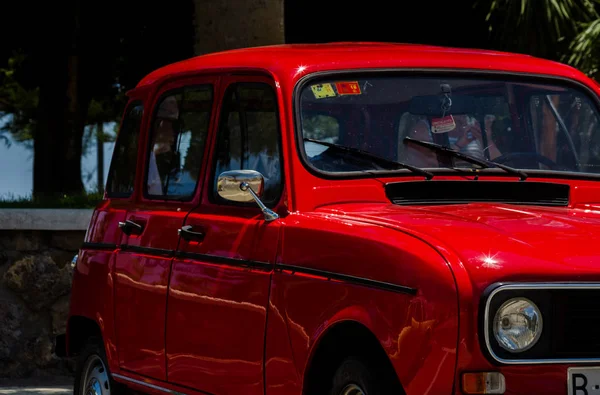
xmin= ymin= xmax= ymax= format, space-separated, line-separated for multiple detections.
xmin=553 ymin=289 xmax=600 ymax=357
xmin=484 ymin=284 xmax=600 ymax=363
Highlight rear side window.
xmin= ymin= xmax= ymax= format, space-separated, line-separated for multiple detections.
xmin=145 ymin=85 xmax=213 ymax=200
xmin=106 ymin=102 xmax=144 ymax=197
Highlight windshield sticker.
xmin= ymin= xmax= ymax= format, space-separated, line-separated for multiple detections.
xmin=431 ymin=115 xmax=456 ymax=133
xmin=335 ymin=81 xmax=361 ymax=95
xmin=310 ymin=83 xmax=336 ymax=99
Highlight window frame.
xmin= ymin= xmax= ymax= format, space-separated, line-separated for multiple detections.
xmin=293 ymin=68 xmax=600 ymax=181
xmin=105 ymin=99 xmax=144 ymax=199
xmin=207 ymin=77 xmax=285 ymax=209
xmin=142 ymin=82 xmax=217 ymax=202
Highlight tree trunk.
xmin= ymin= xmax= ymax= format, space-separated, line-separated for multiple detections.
xmin=193 ymin=0 xmax=284 ymax=55
xmin=32 ymin=55 xmax=88 ymax=199
xmin=61 ymin=53 xmax=87 ymax=196
xmin=33 ymin=54 xmax=69 ymax=200
xmin=32 ymin=1 xmax=90 ymax=200
xmin=97 ymin=122 xmax=104 ymax=194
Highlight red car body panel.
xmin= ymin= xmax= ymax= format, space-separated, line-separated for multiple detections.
xmin=273 ymin=214 xmax=460 ymax=394
xmin=165 ymin=205 xmax=279 ymax=393
xmin=66 ymin=42 xmax=600 ymax=395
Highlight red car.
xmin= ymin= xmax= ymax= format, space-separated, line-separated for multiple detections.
xmin=62 ymin=42 xmax=600 ymax=395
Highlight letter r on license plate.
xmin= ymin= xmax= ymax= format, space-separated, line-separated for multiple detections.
xmin=569 ymin=367 xmax=600 ymax=395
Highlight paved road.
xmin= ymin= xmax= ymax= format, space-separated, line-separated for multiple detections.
xmin=0 ymin=377 xmax=72 ymax=395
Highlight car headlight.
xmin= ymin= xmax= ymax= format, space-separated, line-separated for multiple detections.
xmin=492 ymin=297 xmax=543 ymax=353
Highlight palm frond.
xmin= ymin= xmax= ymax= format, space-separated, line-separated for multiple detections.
xmin=566 ymin=17 xmax=600 ymax=76
xmin=476 ymin=0 xmax=598 ymax=59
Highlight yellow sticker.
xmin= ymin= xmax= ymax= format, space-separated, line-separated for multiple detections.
xmin=310 ymin=83 xmax=336 ymax=99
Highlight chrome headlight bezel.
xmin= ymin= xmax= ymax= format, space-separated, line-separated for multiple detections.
xmin=481 ymin=283 xmax=553 ymax=364
xmin=482 ymin=282 xmax=600 ymax=365
xmin=492 ymin=296 xmax=543 ymax=353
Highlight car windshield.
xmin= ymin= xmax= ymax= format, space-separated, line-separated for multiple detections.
xmin=298 ymin=74 xmax=600 ymax=177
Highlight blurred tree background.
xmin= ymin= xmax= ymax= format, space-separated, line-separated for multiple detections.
xmin=476 ymin=0 xmax=600 ymax=79
xmin=0 ymin=0 xmax=195 ymax=201
xmin=0 ymin=0 xmax=598 ymax=202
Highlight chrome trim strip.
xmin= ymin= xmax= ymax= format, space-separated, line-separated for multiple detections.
xmin=175 ymin=251 xmax=273 ymax=271
xmin=484 ymin=282 xmax=600 ymax=364
xmin=112 ymin=373 xmax=187 ymax=394
xmin=81 ymin=242 xmax=117 ymax=250
xmin=120 ymin=244 xmax=174 ymax=257
xmin=276 ymin=263 xmax=418 ymax=295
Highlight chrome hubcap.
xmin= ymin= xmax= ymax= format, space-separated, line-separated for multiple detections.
xmin=341 ymin=384 xmax=366 ymax=395
xmin=81 ymin=354 xmax=110 ymax=395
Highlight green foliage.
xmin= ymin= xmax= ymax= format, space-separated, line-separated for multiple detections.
xmin=87 ymin=97 xmax=125 ymax=134
xmin=0 ymin=52 xmax=124 ymax=153
xmin=476 ymin=0 xmax=600 ymax=76
xmin=0 ymin=192 xmax=103 ymax=208
xmin=567 ymin=17 xmax=600 ymax=77
xmin=302 ymin=114 xmax=340 ymax=141
xmin=0 ymin=53 xmax=39 ymax=146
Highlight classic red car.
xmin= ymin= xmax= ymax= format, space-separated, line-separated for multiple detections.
xmin=62 ymin=42 xmax=600 ymax=395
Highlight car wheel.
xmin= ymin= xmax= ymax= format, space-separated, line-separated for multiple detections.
xmin=329 ymin=357 xmax=382 ymax=395
xmin=73 ymin=337 xmax=126 ymax=395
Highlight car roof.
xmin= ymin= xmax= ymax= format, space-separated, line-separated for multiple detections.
xmin=135 ymin=42 xmax=591 ymax=89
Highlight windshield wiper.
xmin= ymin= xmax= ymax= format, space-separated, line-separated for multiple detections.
xmin=403 ymin=137 xmax=528 ymax=181
xmin=304 ymin=138 xmax=434 ymax=179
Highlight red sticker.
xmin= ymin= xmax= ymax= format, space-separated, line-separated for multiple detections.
xmin=431 ymin=115 xmax=456 ymax=133
xmin=335 ymin=81 xmax=361 ymax=95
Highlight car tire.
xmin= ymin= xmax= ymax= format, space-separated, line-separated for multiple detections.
xmin=329 ymin=356 xmax=385 ymax=395
xmin=73 ymin=337 xmax=127 ymax=395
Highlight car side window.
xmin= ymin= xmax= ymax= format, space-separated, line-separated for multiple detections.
xmin=145 ymin=85 xmax=213 ymax=200
xmin=106 ymin=101 xmax=144 ymax=197
xmin=212 ymin=82 xmax=282 ymax=206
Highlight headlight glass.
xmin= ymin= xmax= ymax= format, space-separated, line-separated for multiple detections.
xmin=493 ymin=297 xmax=542 ymax=353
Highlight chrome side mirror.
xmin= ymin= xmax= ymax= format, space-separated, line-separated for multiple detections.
xmin=217 ymin=170 xmax=279 ymax=222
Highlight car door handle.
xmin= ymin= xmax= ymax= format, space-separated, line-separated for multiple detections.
xmin=118 ymin=219 xmax=144 ymax=235
xmin=178 ymin=225 xmax=205 ymax=242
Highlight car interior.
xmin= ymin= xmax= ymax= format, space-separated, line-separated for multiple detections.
xmin=300 ymin=77 xmax=600 ymax=174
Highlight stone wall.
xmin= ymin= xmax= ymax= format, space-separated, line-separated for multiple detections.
xmin=0 ymin=209 xmax=92 ymax=378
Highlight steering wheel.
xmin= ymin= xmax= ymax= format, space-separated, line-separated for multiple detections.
xmin=493 ymin=152 xmax=565 ymax=171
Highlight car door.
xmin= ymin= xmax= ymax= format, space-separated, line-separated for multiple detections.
xmin=113 ymin=76 xmax=219 ymax=381
xmin=69 ymin=97 xmax=144 ymax=372
xmin=165 ymin=75 xmax=284 ymax=394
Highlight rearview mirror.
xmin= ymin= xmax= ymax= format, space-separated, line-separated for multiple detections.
xmin=217 ymin=170 xmax=279 ymax=222
xmin=408 ymin=94 xmax=477 ymax=116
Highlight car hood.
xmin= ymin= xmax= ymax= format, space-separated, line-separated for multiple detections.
xmin=318 ymin=202 xmax=600 ymax=291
